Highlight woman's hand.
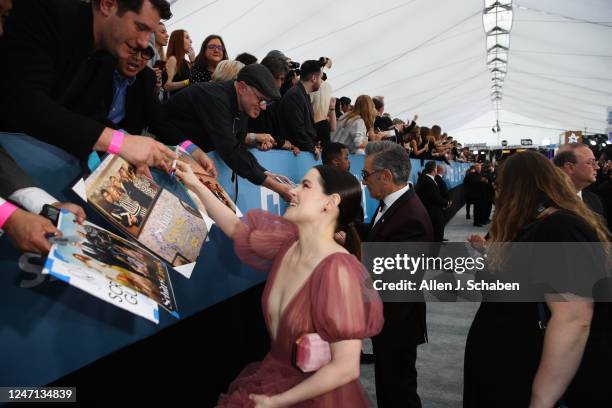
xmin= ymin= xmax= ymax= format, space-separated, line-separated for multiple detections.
xmin=192 ymin=147 xmax=218 ymax=178
xmin=329 ymin=97 xmax=336 ymax=111
xmin=468 ymin=234 xmax=486 ymax=252
xmin=187 ymin=47 xmax=196 ymax=62
xmin=249 ymin=394 xmax=281 ymax=408
xmin=173 ymin=160 xmax=200 ymax=190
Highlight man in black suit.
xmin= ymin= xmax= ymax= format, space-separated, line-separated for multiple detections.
xmin=463 ymin=165 xmax=476 ymax=220
xmin=279 ymin=60 xmax=323 ymax=158
xmin=554 ymin=143 xmax=606 ymax=221
xmin=435 ymin=164 xmax=451 ymax=237
xmin=464 ymin=163 xmax=488 ymax=226
xmin=435 ymin=164 xmax=450 ymax=204
xmin=359 ymin=141 xmax=434 ymax=408
xmin=416 ymin=161 xmax=449 ymax=243
xmin=0 ymin=0 xmax=176 ymax=176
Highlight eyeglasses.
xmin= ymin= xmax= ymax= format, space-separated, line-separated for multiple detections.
xmin=207 ymin=44 xmax=224 ymax=52
xmin=247 ymin=85 xmax=269 ymax=109
xmin=572 ymin=159 xmax=599 ymax=168
xmin=127 ymin=45 xmax=154 ymax=61
xmin=361 ymin=169 xmax=385 ymax=181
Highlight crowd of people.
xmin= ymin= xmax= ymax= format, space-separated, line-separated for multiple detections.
xmin=0 ymin=1 xmax=610 ymax=407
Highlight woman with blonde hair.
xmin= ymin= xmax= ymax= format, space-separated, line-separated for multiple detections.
xmin=464 ymin=150 xmax=612 ymax=407
xmin=330 ymin=95 xmax=378 ymax=154
xmin=310 ymin=58 xmax=336 ymax=146
xmin=211 ymin=60 xmax=245 ymax=82
xmin=153 ymin=21 xmax=169 ymax=63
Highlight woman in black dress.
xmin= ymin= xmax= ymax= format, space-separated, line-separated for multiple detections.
xmin=464 ymin=150 xmax=611 ymax=407
xmin=163 ymin=29 xmax=194 ymax=96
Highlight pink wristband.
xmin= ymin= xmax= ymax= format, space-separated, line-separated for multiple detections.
xmin=0 ymin=201 xmax=19 ymax=229
xmin=108 ymin=130 xmax=125 ymax=154
xmin=179 ymin=139 xmax=198 ymax=154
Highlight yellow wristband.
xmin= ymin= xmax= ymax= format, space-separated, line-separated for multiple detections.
xmin=183 ymin=79 xmax=189 ymax=87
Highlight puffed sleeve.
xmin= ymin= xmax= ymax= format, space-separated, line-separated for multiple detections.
xmin=311 ymin=253 xmax=384 ymax=342
xmin=233 ymin=209 xmax=298 ymax=272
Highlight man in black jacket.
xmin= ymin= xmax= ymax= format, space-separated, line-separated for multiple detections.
xmin=435 ymin=164 xmax=451 ymax=237
xmin=0 ymin=0 xmax=175 ymax=176
xmin=247 ymin=54 xmax=297 ymax=153
xmin=156 ymin=64 xmax=294 ymax=201
xmin=416 ymin=161 xmax=449 ymax=243
xmin=464 ymin=163 xmax=488 ymax=226
xmin=435 ymin=164 xmax=450 ymax=203
xmin=71 ymin=43 xmax=217 ymax=176
xmin=554 ymin=143 xmax=606 ymax=221
xmin=1 ymin=145 xmax=85 ymax=254
xmin=279 ymin=60 xmax=323 ymax=158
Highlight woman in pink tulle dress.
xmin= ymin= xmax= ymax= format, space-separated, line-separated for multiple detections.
xmin=175 ymin=162 xmax=383 ymax=407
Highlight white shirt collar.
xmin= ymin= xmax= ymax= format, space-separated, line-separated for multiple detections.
xmin=577 ymin=190 xmax=583 ymax=200
xmin=426 ymin=173 xmax=436 ymax=182
xmin=382 ymin=184 xmax=410 ymax=212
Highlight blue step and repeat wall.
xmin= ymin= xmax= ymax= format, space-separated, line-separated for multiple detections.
xmin=0 ymin=134 xmax=469 ymax=387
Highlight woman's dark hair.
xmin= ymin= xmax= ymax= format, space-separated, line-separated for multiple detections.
xmin=420 ymin=126 xmax=430 ymax=138
xmin=235 ymin=52 xmax=258 ymax=65
xmin=314 ymin=165 xmax=364 ymax=259
xmin=372 ymin=97 xmax=384 ymax=111
xmin=194 ymin=34 xmax=229 ymax=70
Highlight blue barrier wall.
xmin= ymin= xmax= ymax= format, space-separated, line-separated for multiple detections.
xmin=207 ymin=149 xmax=469 ymax=221
xmin=0 ymin=134 xmax=468 ymax=386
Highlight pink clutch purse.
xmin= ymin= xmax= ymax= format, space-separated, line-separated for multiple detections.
xmin=294 ymin=333 xmax=331 ymax=373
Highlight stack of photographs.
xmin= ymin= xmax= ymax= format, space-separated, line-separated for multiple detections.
xmin=43 ymin=211 xmax=178 ymax=323
xmin=81 ymin=155 xmax=208 ymax=268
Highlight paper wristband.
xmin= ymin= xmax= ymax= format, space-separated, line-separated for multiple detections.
xmin=0 ymin=201 xmax=18 ymax=229
xmin=107 ymin=130 xmax=125 ymax=154
xmin=180 ymin=140 xmax=199 ymax=154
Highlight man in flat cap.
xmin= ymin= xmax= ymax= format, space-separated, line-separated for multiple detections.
xmin=157 ymin=63 xmax=293 ymax=201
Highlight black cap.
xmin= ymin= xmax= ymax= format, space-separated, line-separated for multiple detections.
xmin=237 ymin=63 xmax=281 ymax=101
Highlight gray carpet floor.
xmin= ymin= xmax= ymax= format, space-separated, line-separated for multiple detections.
xmin=359 ymin=205 xmax=488 ymax=407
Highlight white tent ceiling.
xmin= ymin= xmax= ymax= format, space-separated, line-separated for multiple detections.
xmin=165 ymin=0 xmax=612 ymax=145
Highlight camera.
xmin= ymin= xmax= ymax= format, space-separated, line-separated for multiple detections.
xmin=281 ymin=60 xmax=301 ymax=95
xmin=287 ymin=60 xmax=301 ymax=80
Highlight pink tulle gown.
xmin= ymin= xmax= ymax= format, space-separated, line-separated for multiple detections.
xmin=217 ymin=210 xmax=384 ymax=407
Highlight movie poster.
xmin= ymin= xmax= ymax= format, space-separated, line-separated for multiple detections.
xmin=43 ymin=211 xmax=180 ymax=323
xmin=82 ymin=155 xmax=208 ymax=266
